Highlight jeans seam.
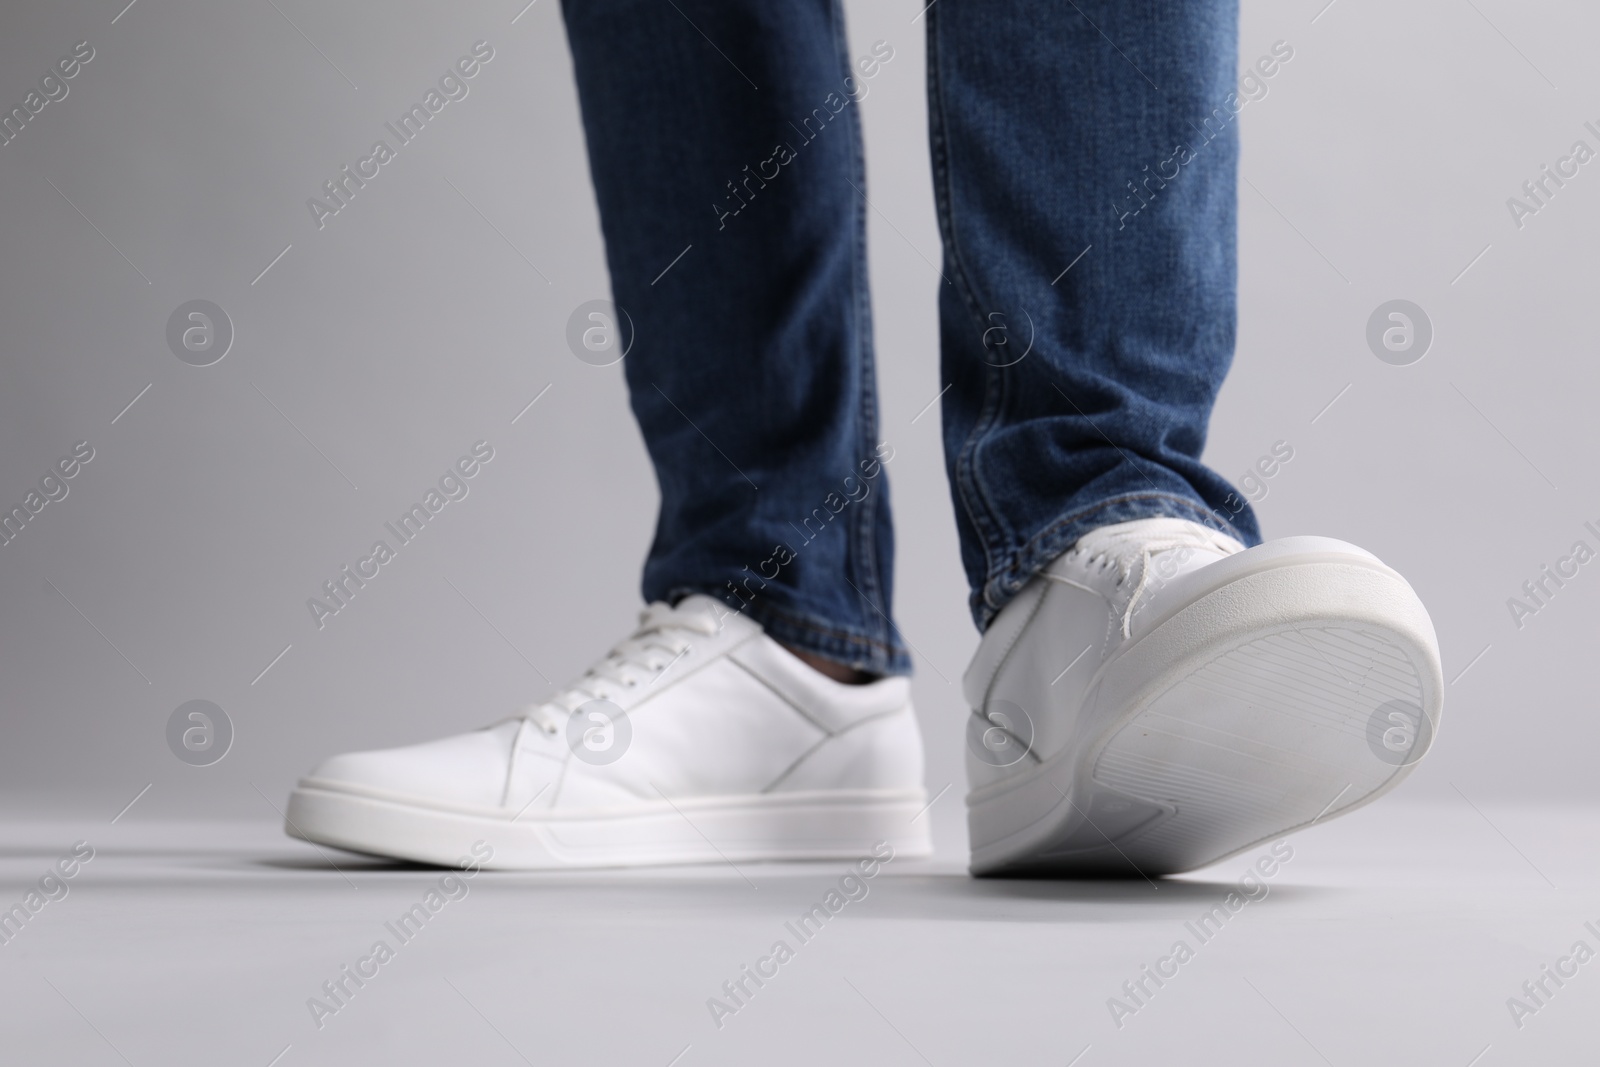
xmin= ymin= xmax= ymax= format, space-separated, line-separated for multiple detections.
xmin=830 ymin=0 xmax=890 ymax=652
xmin=926 ymin=6 xmax=1010 ymax=594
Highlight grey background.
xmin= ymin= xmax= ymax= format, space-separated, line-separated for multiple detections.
xmin=1 ymin=0 xmax=1595 ymax=866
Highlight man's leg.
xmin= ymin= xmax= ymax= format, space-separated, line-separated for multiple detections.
xmin=933 ymin=2 xmax=1445 ymax=877
xmin=561 ymin=0 xmax=906 ymax=676
xmin=927 ymin=0 xmax=1256 ymax=628
xmin=276 ymin=2 xmax=937 ymax=870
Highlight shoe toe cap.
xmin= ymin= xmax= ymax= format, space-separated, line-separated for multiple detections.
xmin=307 ymin=721 xmax=523 ymax=808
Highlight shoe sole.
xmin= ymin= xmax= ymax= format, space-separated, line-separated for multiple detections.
xmin=285 ymin=784 xmax=932 ymax=870
xmin=968 ymin=551 xmax=1443 ymax=877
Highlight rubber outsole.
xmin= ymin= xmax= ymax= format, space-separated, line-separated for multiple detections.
xmin=284 ymin=783 xmax=932 ymax=870
xmin=968 ymin=557 xmax=1443 ymax=877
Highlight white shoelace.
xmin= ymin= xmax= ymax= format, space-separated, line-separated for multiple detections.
xmin=1067 ymin=519 xmax=1244 ymax=639
xmin=521 ymin=601 xmax=723 ymax=735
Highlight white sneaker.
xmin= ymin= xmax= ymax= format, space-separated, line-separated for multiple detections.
xmin=285 ymin=596 xmax=931 ymax=869
xmin=964 ymin=517 xmax=1443 ymax=876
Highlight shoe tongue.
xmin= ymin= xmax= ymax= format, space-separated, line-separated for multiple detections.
xmin=667 ymin=593 xmax=726 ymax=622
xmin=668 ymin=594 xmax=762 ymax=638
xmin=1076 ymin=517 xmax=1244 ymax=564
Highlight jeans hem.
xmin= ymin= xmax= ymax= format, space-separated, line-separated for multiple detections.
xmin=971 ymin=491 xmax=1257 ymax=630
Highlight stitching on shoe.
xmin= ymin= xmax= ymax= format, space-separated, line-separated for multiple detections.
xmin=726 ymin=654 xmax=840 ymax=736
xmin=759 ymin=703 xmax=910 ymax=795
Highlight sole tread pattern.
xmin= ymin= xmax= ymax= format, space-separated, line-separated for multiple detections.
xmin=1088 ymin=625 xmax=1424 ymax=871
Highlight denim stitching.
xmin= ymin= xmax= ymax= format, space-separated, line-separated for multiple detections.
xmin=925 ymin=5 xmax=1012 ymax=591
xmin=832 ymin=0 xmax=891 ymax=656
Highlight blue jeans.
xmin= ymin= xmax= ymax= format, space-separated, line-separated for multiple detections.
xmin=561 ymin=0 xmax=1259 ymax=676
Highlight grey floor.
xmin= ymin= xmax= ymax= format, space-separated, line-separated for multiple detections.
xmin=2 ymin=799 xmax=1594 ymax=1066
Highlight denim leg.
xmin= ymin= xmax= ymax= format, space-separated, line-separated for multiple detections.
xmin=562 ymin=0 xmax=908 ymax=674
xmin=927 ymin=0 xmax=1261 ymax=630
